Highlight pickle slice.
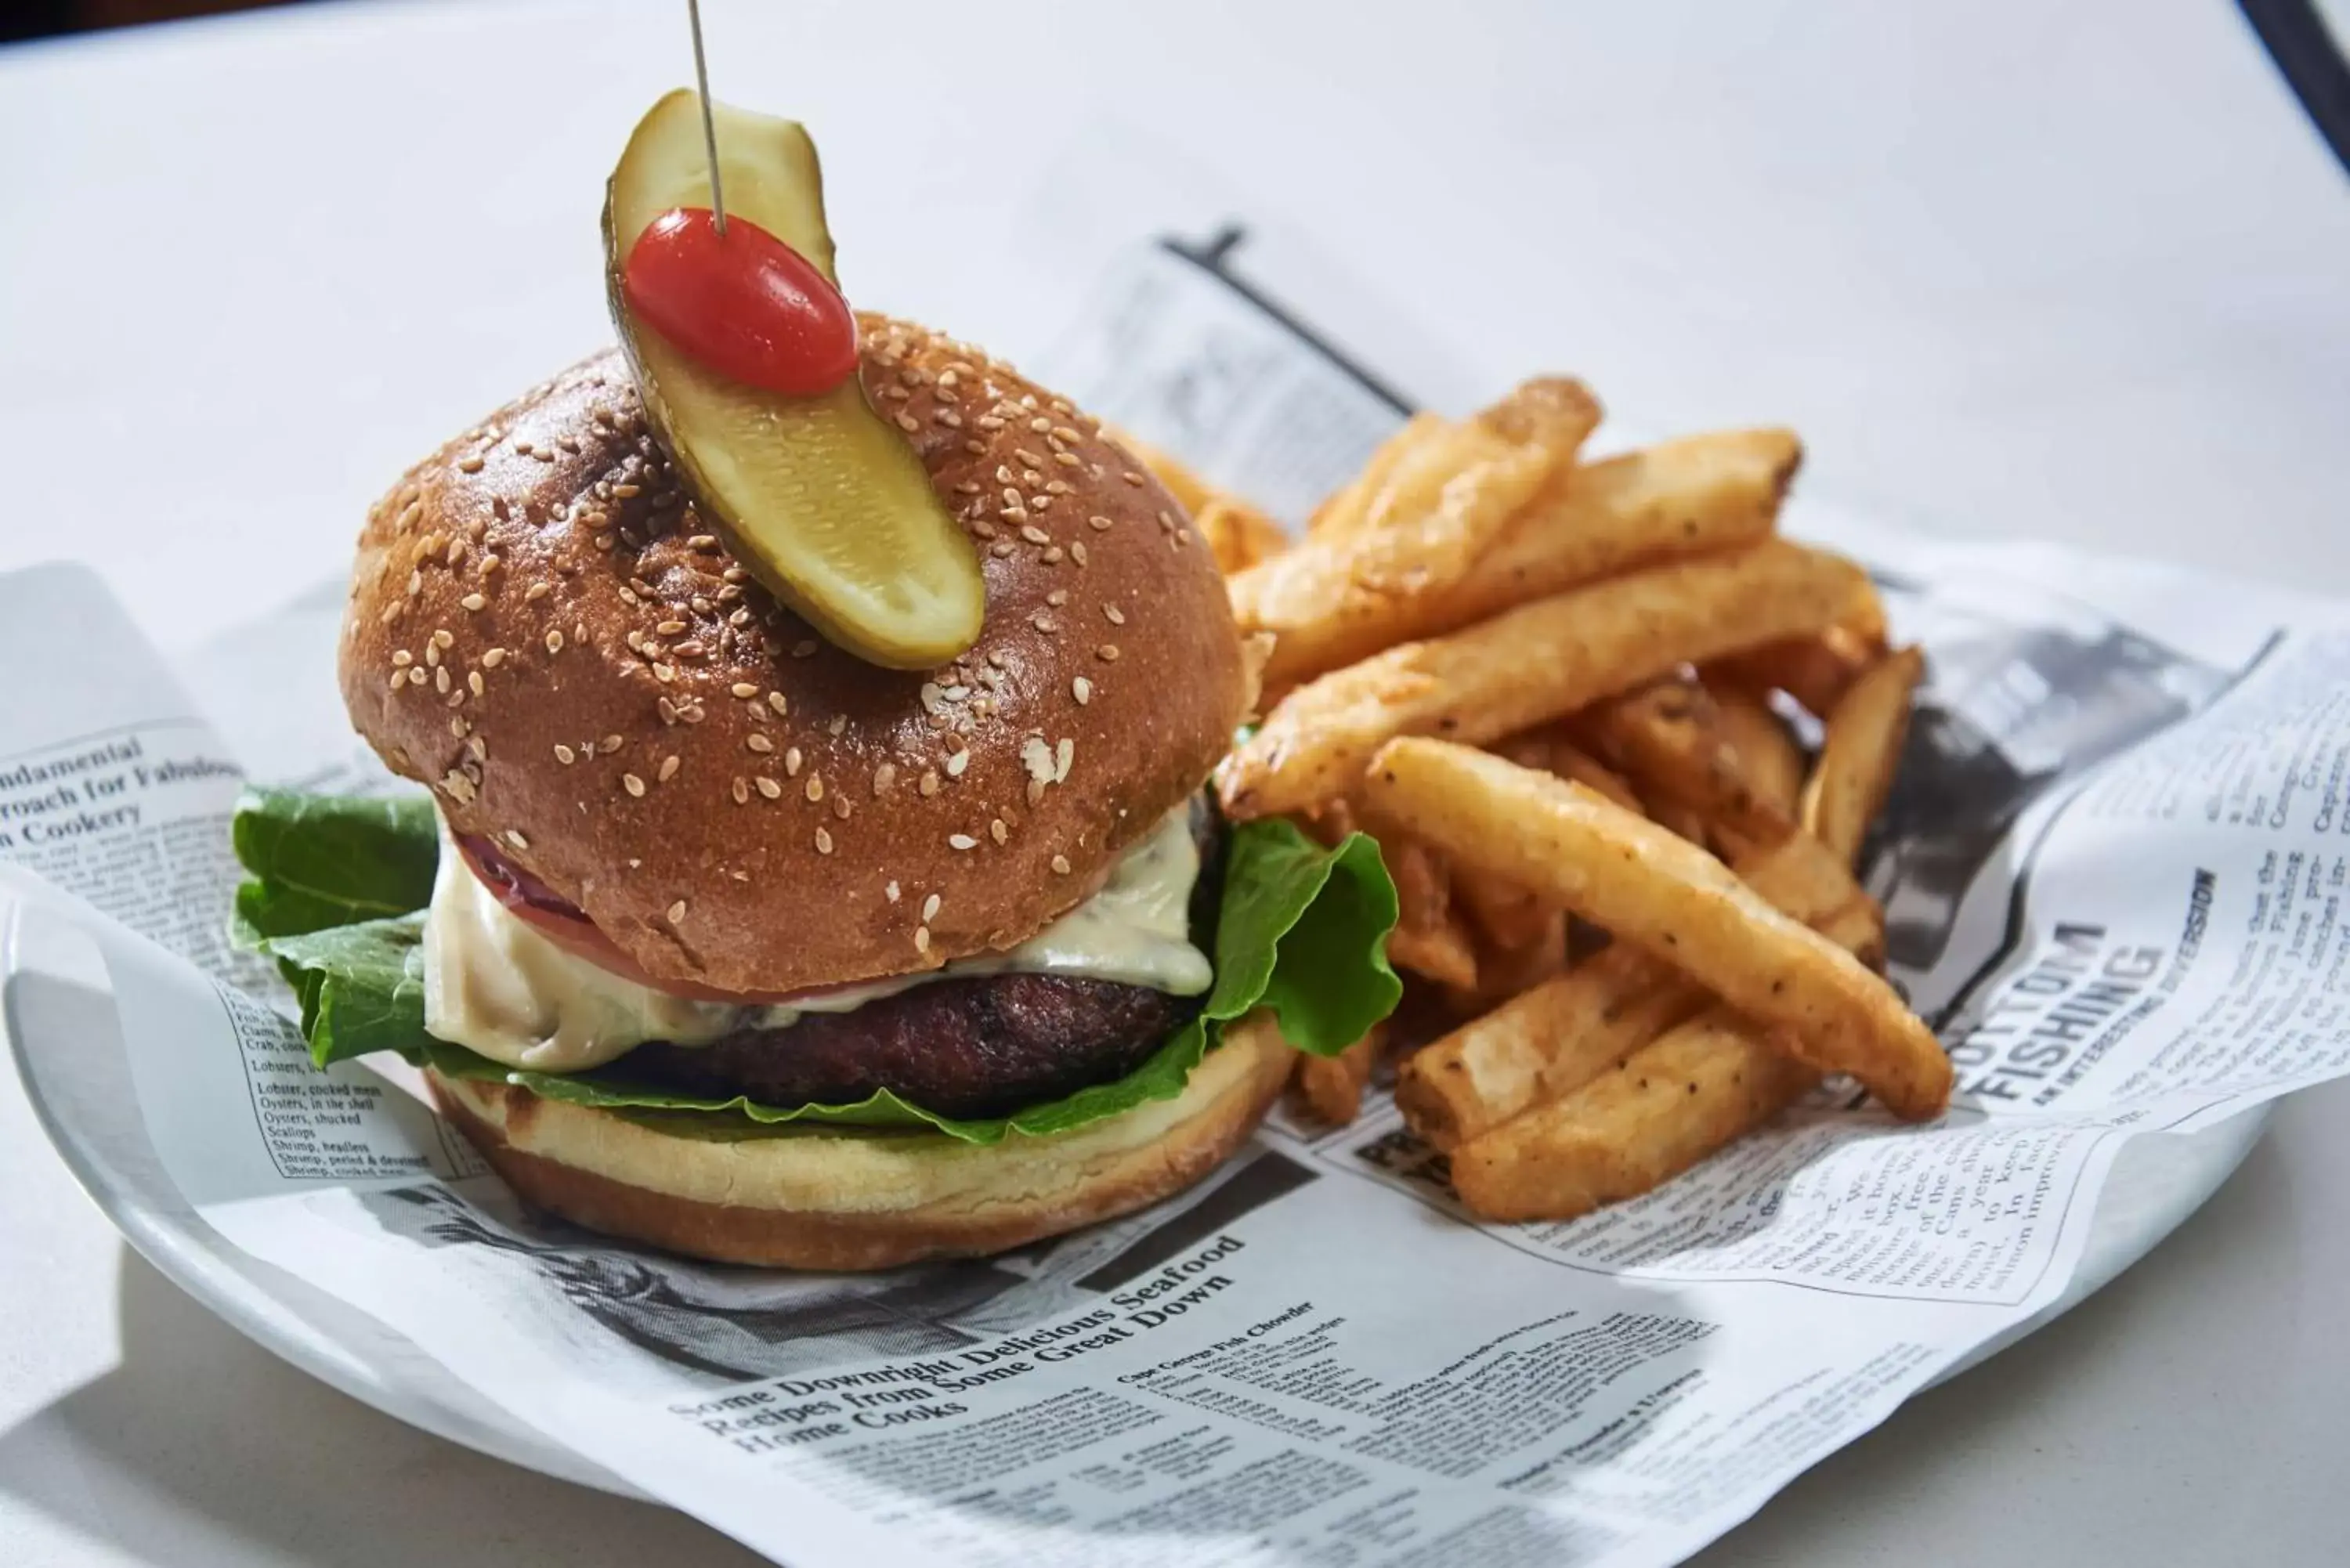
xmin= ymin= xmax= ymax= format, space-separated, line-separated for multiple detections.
xmin=603 ymin=91 xmax=983 ymax=670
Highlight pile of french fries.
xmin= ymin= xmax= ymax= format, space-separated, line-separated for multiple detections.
xmin=1133 ymin=384 xmax=1946 ymax=1223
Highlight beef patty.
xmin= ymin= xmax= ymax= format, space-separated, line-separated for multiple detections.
xmin=615 ymin=799 xmax=1226 ymax=1120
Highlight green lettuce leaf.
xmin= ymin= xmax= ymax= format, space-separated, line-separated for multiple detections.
xmin=230 ymin=787 xmax=438 ymax=943
xmin=233 ymin=793 xmax=1397 ymax=1146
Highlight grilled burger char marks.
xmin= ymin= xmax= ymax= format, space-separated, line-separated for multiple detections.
xmin=569 ymin=797 xmax=1222 ymax=1119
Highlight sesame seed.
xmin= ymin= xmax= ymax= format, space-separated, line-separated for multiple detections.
xmin=1070 ymin=541 xmax=1089 ymax=567
xmin=989 ymin=818 xmax=1009 ymax=844
xmin=1123 ymin=471 xmax=1145 ymax=485
xmin=406 ymin=667 xmax=428 ymax=687
xmin=1047 ymin=590 xmax=1069 ymax=607
xmin=461 ymin=593 xmax=486 ymax=612
xmin=766 ymin=691 xmax=789 ymax=717
xmin=1031 ymin=614 xmax=1059 ymax=634
xmin=915 ymin=925 xmax=931 ymax=954
xmin=732 ymin=777 xmax=750 ymax=804
xmin=667 ymin=899 xmax=686 ymax=924
xmin=600 ymin=734 xmax=624 ymax=754
xmin=1072 ymin=677 xmax=1093 ymax=705
xmin=687 ymin=534 xmax=718 ymax=550
xmin=731 ymin=682 xmax=758 ymax=699
xmin=1054 ymin=451 xmax=1080 ymax=468
xmin=919 ymin=892 xmax=942 ymax=923
xmin=553 ymin=743 xmax=576 ymax=765
xmin=804 ymin=775 xmax=824 ymax=802
xmin=424 ymin=642 xmax=442 ymax=669
xmin=525 ymin=582 xmax=551 ymax=602
xmin=1051 ymin=854 xmax=1072 ymax=876
xmin=482 ymin=647 xmax=507 ymax=668
xmin=1055 ymin=738 xmax=1074 ymax=780
xmin=1088 ymin=515 xmax=1114 ymax=531
xmin=1103 ymin=604 xmax=1126 ymax=625
xmin=747 ymin=733 xmax=774 ymax=753
xmin=392 ymin=650 xmax=413 ymax=667
xmin=756 ymin=775 xmax=782 ymax=799
xmin=468 ymin=671 xmax=485 ymax=697
xmin=653 ymin=663 xmax=674 ymax=683
xmin=920 ymin=768 xmax=941 ymax=797
xmin=991 ymin=541 xmax=1016 ymax=558
xmin=1043 ymin=547 xmax=1065 ymax=564
xmin=949 ymin=833 xmax=978 ymax=851
xmin=659 ymin=755 xmax=679 ymax=782
xmin=506 ymin=830 xmax=530 ymax=851
xmin=945 ymin=750 xmax=971 ymax=779
xmin=623 ymin=773 xmax=646 ymax=797
xmin=886 ymin=881 xmax=902 ymax=903
xmin=545 ymin=629 xmax=565 ymax=654
xmin=1098 ymin=644 xmax=1121 ymax=662
xmin=785 ymin=746 xmax=804 ymax=776
xmin=457 ymin=455 xmax=484 ymax=473
xmin=433 ymin=629 xmax=454 ymax=649
xmin=657 ymin=620 xmax=687 ymax=635
xmin=434 ymin=667 xmax=451 ymax=694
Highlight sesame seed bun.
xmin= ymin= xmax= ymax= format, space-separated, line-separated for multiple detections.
xmin=341 ymin=318 xmax=1249 ymax=996
xmin=425 ymin=1011 xmax=1295 ymax=1270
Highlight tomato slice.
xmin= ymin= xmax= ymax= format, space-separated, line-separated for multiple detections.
xmin=621 ymin=208 xmax=859 ymax=396
xmin=452 ymin=835 xmax=844 ymax=1006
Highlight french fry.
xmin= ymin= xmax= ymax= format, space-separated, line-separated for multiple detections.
xmin=1290 ymin=1026 xmax=1384 ymax=1125
xmin=1585 ymin=676 xmax=1796 ymax=847
xmin=1448 ymin=908 xmax=1572 ymax=1011
xmin=1380 ymin=836 xmax=1480 ymax=991
xmin=1400 ymin=824 xmax=1869 ymax=1152
xmin=1493 ymin=724 xmax=1646 ymax=815
xmin=1711 ymin=620 xmax=1881 ymax=719
xmin=1238 ymin=428 xmax=1800 ymax=691
xmin=1802 ymin=645 xmax=1925 ymax=866
xmin=1309 ymin=414 xmax=1447 ymax=538
xmin=1241 ymin=383 xmax=1600 ymax=694
xmin=1450 ymin=1007 xmax=1814 ymax=1221
xmin=1397 ymin=945 xmax=1699 ymax=1151
xmin=1221 ymin=539 xmax=1874 ymax=820
xmin=1711 ymin=685 xmax=1806 ymax=822
xmin=1449 ymin=872 xmax=1893 ymax=1221
xmin=1361 ymin=739 xmax=1951 ymax=1120
xmin=1197 ymin=497 xmax=1291 ymax=576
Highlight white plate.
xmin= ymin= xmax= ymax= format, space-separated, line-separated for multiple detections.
xmin=1 ymin=913 xmax=2269 ymax=1505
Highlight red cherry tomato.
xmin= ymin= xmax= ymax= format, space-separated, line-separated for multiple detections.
xmin=622 ymin=208 xmax=859 ymax=396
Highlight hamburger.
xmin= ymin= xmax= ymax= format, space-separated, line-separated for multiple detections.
xmin=231 ymin=99 xmax=1397 ymax=1271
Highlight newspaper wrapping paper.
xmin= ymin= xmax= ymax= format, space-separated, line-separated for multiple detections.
xmin=7 ymin=234 xmax=2350 ymax=1567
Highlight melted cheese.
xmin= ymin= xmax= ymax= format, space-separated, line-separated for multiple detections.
xmin=422 ymin=806 xmax=1213 ymax=1071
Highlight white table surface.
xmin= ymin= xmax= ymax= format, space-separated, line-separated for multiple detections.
xmin=3 ymin=1 xmax=2347 ymax=1563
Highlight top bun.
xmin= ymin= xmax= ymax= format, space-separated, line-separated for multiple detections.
xmin=340 ymin=316 xmax=1248 ymax=997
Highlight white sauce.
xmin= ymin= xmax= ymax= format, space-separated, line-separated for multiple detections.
xmin=422 ymin=806 xmax=1212 ymax=1071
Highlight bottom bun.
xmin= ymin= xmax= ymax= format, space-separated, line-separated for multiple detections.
xmin=428 ymin=1013 xmax=1295 ymax=1270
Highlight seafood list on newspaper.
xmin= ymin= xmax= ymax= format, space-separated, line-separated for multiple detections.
xmin=8 ymin=249 xmax=2350 ymax=1566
